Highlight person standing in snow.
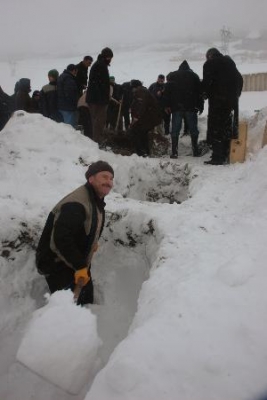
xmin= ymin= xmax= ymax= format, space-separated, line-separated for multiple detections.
xmin=75 ymin=55 xmax=93 ymax=97
xmin=86 ymin=47 xmax=113 ymax=143
xmin=57 ymin=64 xmax=79 ymax=127
xmin=39 ymin=69 xmax=63 ymax=122
xmin=202 ymin=48 xmax=243 ymax=165
xmin=163 ymin=60 xmax=204 ymax=158
xmin=36 ymin=160 xmax=114 ymax=306
xmin=15 ymin=78 xmax=34 ymax=113
xmin=129 ymin=80 xmax=162 ymax=157
xmin=148 ymin=74 xmax=170 ymax=135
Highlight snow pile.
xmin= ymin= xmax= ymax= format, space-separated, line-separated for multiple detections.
xmin=17 ymin=290 xmax=101 ymax=394
xmin=1 ymin=106 xmax=267 ymax=400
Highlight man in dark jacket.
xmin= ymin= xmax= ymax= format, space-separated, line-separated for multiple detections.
xmin=57 ymin=64 xmax=79 ymax=127
xmin=86 ymin=47 xmax=113 ymax=143
xmin=75 ymin=55 xmax=93 ymax=97
xmin=121 ymin=81 xmax=133 ymax=130
xmin=130 ymin=80 xmax=162 ymax=156
xmin=202 ymin=48 xmax=243 ymax=165
xmin=164 ymin=60 xmax=204 ymax=158
xmin=148 ymin=74 xmax=170 ymax=135
xmin=40 ymin=69 xmax=63 ymax=122
xmin=0 ymin=86 xmax=12 ymax=130
xmin=36 ymin=160 xmax=114 ymax=305
xmin=106 ymin=76 xmax=123 ymax=131
xmin=15 ymin=78 xmax=34 ymax=113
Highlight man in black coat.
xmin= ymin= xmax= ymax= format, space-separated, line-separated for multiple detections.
xmin=86 ymin=47 xmax=113 ymax=143
xmin=75 ymin=55 xmax=93 ymax=97
xmin=164 ymin=60 xmax=204 ymax=158
xmin=202 ymin=48 xmax=243 ymax=165
xmin=36 ymin=160 xmax=114 ymax=305
xmin=149 ymin=74 xmax=170 ymax=135
xmin=57 ymin=64 xmax=79 ymax=127
xmin=0 ymin=86 xmax=12 ymax=131
xmin=15 ymin=78 xmax=34 ymax=113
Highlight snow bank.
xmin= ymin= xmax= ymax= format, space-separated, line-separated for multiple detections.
xmin=16 ymin=290 xmax=101 ymax=394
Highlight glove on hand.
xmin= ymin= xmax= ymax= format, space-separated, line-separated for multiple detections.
xmin=74 ymin=267 xmax=90 ymax=286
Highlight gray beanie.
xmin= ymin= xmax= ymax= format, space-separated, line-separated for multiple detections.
xmin=85 ymin=160 xmax=114 ymax=180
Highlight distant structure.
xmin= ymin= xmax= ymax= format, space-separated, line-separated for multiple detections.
xmin=220 ymin=26 xmax=232 ymax=55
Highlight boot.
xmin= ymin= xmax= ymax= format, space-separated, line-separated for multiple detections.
xmin=191 ymin=136 xmax=200 ymax=157
xmin=170 ymin=136 xmax=178 ymax=158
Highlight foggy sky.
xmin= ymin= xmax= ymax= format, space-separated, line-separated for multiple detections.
xmin=1 ymin=0 xmax=266 ymax=60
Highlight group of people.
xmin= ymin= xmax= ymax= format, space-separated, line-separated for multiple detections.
xmin=2 ymin=45 xmax=244 ymax=305
xmin=0 ymin=46 xmax=243 ymax=164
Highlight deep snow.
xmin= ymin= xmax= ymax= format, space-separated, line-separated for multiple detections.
xmin=0 ymin=44 xmax=267 ymax=400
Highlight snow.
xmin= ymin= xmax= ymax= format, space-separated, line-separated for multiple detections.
xmin=17 ymin=291 xmax=101 ymax=394
xmin=1 ymin=45 xmax=267 ymax=400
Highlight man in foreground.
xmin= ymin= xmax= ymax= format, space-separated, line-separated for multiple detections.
xmin=36 ymin=160 xmax=114 ymax=305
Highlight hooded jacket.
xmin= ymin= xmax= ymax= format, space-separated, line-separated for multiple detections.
xmin=202 ymin=53 xmax=243 ymax=108
xmin=163 ymin=60 xmax=203 ymax=112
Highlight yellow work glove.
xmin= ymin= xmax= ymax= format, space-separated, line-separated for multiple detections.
xmin=74 ymin=267 xmax=90 ymax=286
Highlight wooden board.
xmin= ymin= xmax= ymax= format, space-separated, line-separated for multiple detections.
xmin=261 ymin=121 xmax=267 ymax=148
xmin=230 ymin=121 xmax=248 ymax=164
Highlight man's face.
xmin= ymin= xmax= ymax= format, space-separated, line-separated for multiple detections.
xmin=88 ymin=171 xmax=114 ymax=198
xmin=84 ymin=60 xmax=92 ymax=68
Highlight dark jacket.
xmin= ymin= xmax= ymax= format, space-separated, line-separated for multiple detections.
xmin=40 ymin=81 xmax=63 ymax=122
xmin=163 ymin=61 xmax=203 ymax=112
xmin=36 ymin=183 xmax=105 ymax=275
xmin=202 ymin=54 xmax=243 ymax=109
xmin=0 ymin=87 xmax=12 ymax=130
xmin=131 ymin=86 xmax=162 ymax=130
xmin=76 ymin=61 xmax=89 ymax=96
xmin=86 ymin=54 xmax=110 ymax=105
xmin=148 ymin=81 xmax=165 ymax=108
xmin=57 ymin=70 xmax=79 ymax=111
xmin=15 ymin=78 xmax=34 ymax=112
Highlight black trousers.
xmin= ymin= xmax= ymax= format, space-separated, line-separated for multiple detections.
xmin=46 ymin=262 xmax=94 ymax=305
xmin=207 ymin=102 xmax=234 ymax=162
xmin=78 ymin=106 xmax=93 ymax=139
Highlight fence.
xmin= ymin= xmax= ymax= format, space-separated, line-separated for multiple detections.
xmin=242 ymin=73 xmax=267 ymax=92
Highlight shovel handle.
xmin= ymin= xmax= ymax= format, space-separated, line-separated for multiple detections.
xmin=73 ymin=277 xmax=86 ymax=302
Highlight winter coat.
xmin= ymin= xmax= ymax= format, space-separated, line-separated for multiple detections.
xmin=36 ymin=183 xmax=105 ymax=276
xmin=131 ymin=86 xmax=162 ymax=130
xmin=148 ymin=81 xmax=165 ymax=108
xmin=0 ymin=87 xmax=11 ymax=130
xmin=86 ymin=54 xmax=110 ymax=105
xmin=202 ymin=54 xmax=243 ymax=109
xmin=75 ymin=61 xmax=89 ymax=95
xmin=40 ymin=81 xmax=62 ymax=122
xmin=163 ymin=60 xmax=203 ymax=112
xmin=57 ymin=70 xmax=79 ymax=111
xmin=15 ymin=78 xmax=34 ymax=112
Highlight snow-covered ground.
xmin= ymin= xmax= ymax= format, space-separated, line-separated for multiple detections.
xmin=1 ymin=43 xmax=267 ymax=400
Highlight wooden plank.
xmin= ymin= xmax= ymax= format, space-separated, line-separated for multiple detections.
xmin=261 ymin=121 xmax=267 ymax=148
xmin=230 ymin=121 xmax=247 ymax=164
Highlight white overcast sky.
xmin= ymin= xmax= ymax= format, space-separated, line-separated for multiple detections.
xmin=1 ymin=0 xmax=266 ymax=60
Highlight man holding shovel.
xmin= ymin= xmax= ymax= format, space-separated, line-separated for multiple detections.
xmin=36 ymin=160 xmax=114 ymax=305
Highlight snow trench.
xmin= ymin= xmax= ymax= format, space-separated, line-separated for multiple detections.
xmin=0 ymin=205 xmax=161 ymax=399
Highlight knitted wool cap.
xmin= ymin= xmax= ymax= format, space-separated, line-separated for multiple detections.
xmin=85 ymin=161 xmax=114 ymax=180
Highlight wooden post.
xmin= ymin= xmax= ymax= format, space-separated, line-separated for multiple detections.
xmin=230 ymin=121 xmax=248 ymax=163
xmin=262 ymin=121 xmax=267 ymax=148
